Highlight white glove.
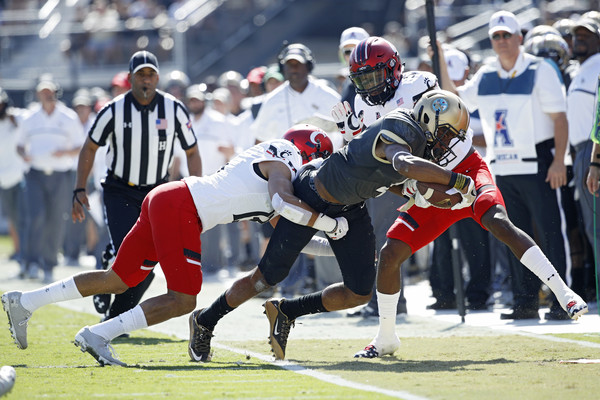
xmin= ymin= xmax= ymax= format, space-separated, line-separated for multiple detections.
xmin=402 ymin=179 xmax=431 ymax=208
xmin=401 ymin=179 xmax=418 ymax=196
xmin=450 ymin=176 xmax=476 ymax=210
xmin=331 ymin=101 xmax=364 ymax=142
xmin=326 ymin=216 xmax=349 ymax=240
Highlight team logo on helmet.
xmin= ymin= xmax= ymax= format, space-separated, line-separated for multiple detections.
xmin=431 ymin=98 xmax=449 ymax=113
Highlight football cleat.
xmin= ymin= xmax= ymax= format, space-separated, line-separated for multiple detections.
xmin=263 ymin=299 xmax=295 ymax=360
xmin=188 ymin=310 xmax=213 ymax=362
xmin=74 ymin=326 xmax=126 ymax=366
xmin=0 ymin=366 xmax=16 ymax=397
xmin=566 ymin=299 xmax=588 ymax=320
xmin=2 ymin=291 xmax=32 ymax=349
xmin=354 ymin=336 xmax=401 ymax=358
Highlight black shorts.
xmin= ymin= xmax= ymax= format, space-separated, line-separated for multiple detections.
xmin=258 ymin=168 xmax=376 ymax=296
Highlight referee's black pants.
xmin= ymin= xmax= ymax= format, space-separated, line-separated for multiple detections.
xmin=101 ymin=175 xmax=162 ymax=319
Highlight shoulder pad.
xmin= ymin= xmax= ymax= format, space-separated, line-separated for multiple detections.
xmin=379 ymin=109 xmax=426 ymax=153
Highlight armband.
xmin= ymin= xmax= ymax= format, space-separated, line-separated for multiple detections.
xmin=590 ymin=162 xmax=600 ymax=169
xmin=271 ymin=193 xmax=312 ymax=226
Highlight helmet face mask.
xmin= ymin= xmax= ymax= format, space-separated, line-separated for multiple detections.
xmin=413 ymin=91 xmax=469 ymax=167
xmin=282 ymin=124 xmax=333 ymax=165
xmin=349 ymin=37 xmax=403 ymax=106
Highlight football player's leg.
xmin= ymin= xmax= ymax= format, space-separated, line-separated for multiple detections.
xmin=3 ymin=257 xmax=129 ymax=350
xmin=481 ymin=204 xmax=588 ymax=319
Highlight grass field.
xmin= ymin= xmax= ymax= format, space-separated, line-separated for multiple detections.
xmin=2 ymin=298 xmax=599 ymax=400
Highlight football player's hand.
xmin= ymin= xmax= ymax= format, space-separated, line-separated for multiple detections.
xmin=331 ymin=101 xmax=364 ymax=142
xmin=326 ymin=216 xmax=349 ymax=240
xmin=402 ymin=179 xmax=431 ymax=208
xmin=451 ymin=175 xmax=476 ymax=210
xmin=401 ymin=179 xmax=418 ymax=197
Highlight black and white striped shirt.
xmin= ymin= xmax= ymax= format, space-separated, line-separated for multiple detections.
xmin=88 ymin=90 xmax=197 ymax=186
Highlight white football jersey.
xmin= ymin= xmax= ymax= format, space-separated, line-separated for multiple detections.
xmin=354 ymin=70 xmax=438 ymax=126
xmin=183 ymin=139 xmax=303 ymax=231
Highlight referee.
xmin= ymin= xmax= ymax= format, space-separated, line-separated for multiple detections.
xmin=72 ymin=50 xmax=202 ymax=323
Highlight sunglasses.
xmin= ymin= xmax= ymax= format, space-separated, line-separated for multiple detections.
xmin=491 ymin=32 xmax=513 ymax=40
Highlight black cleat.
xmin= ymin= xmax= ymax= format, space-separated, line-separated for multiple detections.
xmin=188 ymin=309 xmax=213 ymax=362
xmin=263 ymin=299 xmax=294 ymax=360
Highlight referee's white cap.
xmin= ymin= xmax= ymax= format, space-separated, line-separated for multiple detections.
xmin=129 ymin=51 xmax=159 ymax=74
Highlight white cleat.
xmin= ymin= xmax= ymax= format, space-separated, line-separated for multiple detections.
xmin=354 ymin=336 xmax=401 ymax=358
xmin=74 ymin=327 xmax=126 ymax=367
xmin=2 ymin=291 xmax=32 ymax=349
xmin=566 ymin=298 xmax=588 ymax=320
xmin=0 ymin=366 xmax=16 ymax=397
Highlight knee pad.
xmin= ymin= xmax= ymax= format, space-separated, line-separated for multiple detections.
xmin=258 ymin=250 xmax=296 ymax=286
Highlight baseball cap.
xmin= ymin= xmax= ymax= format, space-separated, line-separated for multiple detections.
xmin=247 ymin=66 xmax=267 ymax=85
xmin=186 ymin=84 xmax=205 ymax=101
xmin=36 ymin=80 xmax=58 ymax=92
xmin=488 ymin=10 xmax=521 ymax=36
xmin=128 ymin=50 xmax=159 ymax=74
xmin=572 ymin=18 xmax=600 ymax=37
xmin=111 ymin=71 xmax=131 ymax=89
xmin=339 ymin=27 xmax=369 ymax=49
xmin=263 ymin=65 xmax=284 ymax=83
xmin=444 ymin=48 xmax=469 ymax=81
xmin=281 ymin=44 xmax=313 ymax=64
xmin=72 ymin=88 xmax=92 ymax=107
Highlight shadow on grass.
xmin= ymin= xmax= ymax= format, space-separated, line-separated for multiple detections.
xmin=296 ymin=357 xmax=515 ymax=373
xmin=112 ymin=336 xmax=185 ymax=346
xmin=131 ymin=361 xmax=282 ymax=371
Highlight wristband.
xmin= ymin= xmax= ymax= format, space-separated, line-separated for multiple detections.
xmin=590 ymin=162 xmax=600 ymax=169
xmin=72 ymin=188 xmax=86 ymax=206
xmin=450 ymin=172 xmax=468 ymax=191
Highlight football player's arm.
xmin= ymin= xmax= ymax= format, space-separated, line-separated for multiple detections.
xmin=384 ymin=143 xmax=453 ymax=184
xmin=384 ymin=143 xmax=475 ymax=204
xmin=262 ymin=161 xmax=348 ymax=239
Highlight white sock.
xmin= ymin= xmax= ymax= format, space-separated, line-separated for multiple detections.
xmin=520 ymin=246 xmax=571 ymax=308
xmin=374 ymin=291 xmax=400 ymax=342
xmin=20 ymin=278 xmax=82 ymax=313
xmin=89 ymin=305 xmax=148 ymax=341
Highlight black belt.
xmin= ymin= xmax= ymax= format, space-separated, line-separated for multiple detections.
xmin=105 ymin=172 xmax=168 ymax=192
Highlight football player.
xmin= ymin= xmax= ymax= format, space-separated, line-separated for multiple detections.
xmin=354 ymin=90 xmax=589 ymax=358
xmin=1 ymin=125 xmax=343 ymax=366
xmin=188 ymin=90 xmax=478 ymax=362
xmin=332 ymin=36 xmax=439 ymax=318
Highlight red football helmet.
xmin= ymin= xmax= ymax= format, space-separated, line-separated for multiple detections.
xmin=283 ymin=124 xmax=333 ymax=165
xmin=349 ymin=36 xmax=403 ymax=106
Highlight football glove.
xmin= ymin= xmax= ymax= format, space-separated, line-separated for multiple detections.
xmin=402 ymin=179 xmax=431 ymax=208
xmin=326 ymin=216 xmax=349 ymax=240
xmin=331 ymin=101 xmax=364 ymax=142
xmin=450 ymin=175 xmax=476 ymax=210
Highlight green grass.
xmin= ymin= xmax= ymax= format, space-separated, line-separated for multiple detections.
xmin=2 ymin=299 xmax=599 ymax=400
